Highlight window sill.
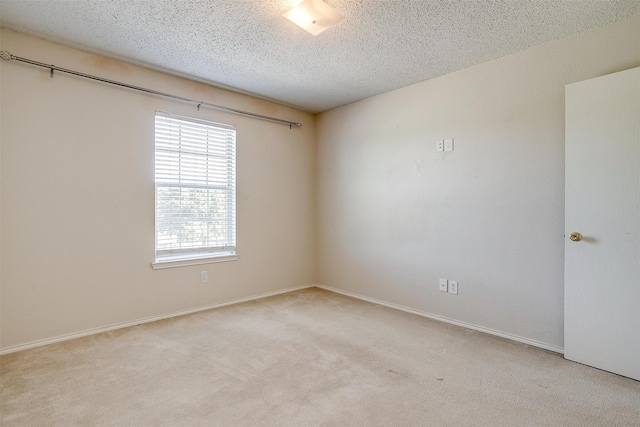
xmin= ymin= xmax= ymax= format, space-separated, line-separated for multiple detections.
xmin=151 ymin=253 xmax=239 ymax=270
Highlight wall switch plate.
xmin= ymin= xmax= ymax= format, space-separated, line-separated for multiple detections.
xmin=439 ymin=278 xmax=448 ymax=292
xmin=444 ymin=138 xmax=454 ymax=152
xmin=448 ymin=280 xmax=458 ymax=295
xmin=436 ymin=140 xmax=444 ymax=152
xmin=201 ymin=270 xmax=208 ymax=283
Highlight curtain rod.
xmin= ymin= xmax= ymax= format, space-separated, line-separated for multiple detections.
xmin=0 ymin=50 xmax=303 ymax=128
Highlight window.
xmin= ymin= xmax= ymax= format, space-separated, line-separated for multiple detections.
xmin=153 ymin=112 xmax=236 ymax=268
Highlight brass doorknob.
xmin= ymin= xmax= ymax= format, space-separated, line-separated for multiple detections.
xmin=569 ymin=232 xmax=583 ymax=242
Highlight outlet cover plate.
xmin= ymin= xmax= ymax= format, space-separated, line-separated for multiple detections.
xmin=448 ymin=280 xmax=458 ymax=295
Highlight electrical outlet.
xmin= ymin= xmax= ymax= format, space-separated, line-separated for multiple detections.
xmin=200 ymin=270 xmax=208 ymax=283
xmin=436 ymin=140 xmax=444 ymax=152
xmin=448 ymin=280 xmax=458 ymax=295
xmin=439 ymin=278 xmax=448 ymax=292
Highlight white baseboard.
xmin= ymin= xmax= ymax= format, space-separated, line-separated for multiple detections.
xmin=315 ymin=284 xmax=564 ymax=354
xmin=0 ymin=283 xmax=315 ymax=355
xmin=1 ymin=283 xmax=563 ymax=356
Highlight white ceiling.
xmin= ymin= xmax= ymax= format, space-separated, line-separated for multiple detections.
xmin=1 ymin=1 xmax=639 ymax=113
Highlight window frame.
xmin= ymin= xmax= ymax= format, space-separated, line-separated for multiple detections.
xmin=152 ymin=111 xmax=238 ymax=269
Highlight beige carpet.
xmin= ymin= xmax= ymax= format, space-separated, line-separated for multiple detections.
xmin=1 ymin=287 xmax=639 ymax=426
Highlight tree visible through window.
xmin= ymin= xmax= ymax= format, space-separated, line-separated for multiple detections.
xmin=154 ymin=112 xmax=236 ymax=261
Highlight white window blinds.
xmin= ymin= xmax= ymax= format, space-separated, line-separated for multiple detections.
xmin=154 ymin=112 xmax=236 ymax=261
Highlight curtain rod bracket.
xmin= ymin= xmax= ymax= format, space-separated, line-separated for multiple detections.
xmin=50 ymin=66 xmax=54 ymax=78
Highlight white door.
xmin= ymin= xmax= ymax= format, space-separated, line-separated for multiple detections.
xmin=565 ymin=66 xmax=640 ymax=381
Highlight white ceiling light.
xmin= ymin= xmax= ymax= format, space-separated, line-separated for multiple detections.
xmin=282 ymin=0 xmax=344 ymax=36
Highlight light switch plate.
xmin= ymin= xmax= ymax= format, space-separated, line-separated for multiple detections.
xmin=436 ymin=140 xmax=444 ymax=152
xmin=439 ymin=278 xmax=448 ymax=292
xmin=444 ymin=138 xmax=454 ymax=152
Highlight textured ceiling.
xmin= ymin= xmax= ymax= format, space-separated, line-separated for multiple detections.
xmin=1 ymin=0 xmax=639 ymax=113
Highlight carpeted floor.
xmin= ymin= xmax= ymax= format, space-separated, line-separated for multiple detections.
xmin=1 ymin=287 xmax=639 ymax=426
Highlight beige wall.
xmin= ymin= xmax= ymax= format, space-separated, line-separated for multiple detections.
xmin=316 ymin=15 xmax=640 ymax=350
xmin=0 ymin=30 xmax=316 ymax=350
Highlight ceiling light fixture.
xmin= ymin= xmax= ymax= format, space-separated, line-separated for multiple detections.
xmin=282 ymin=0 xmax=344 ymax=36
